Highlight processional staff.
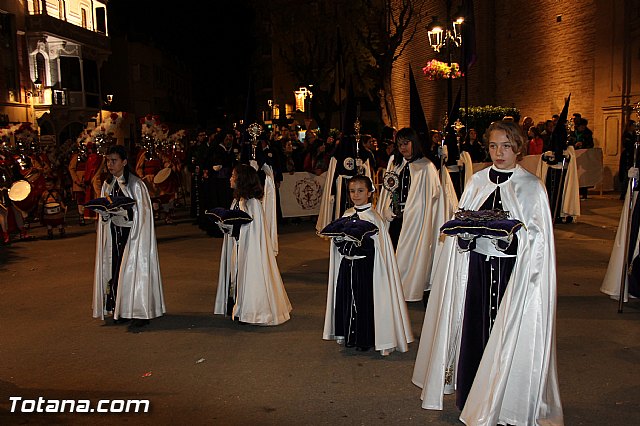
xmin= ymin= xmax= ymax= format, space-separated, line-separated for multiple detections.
xmin=353 ymin=104 xmax=366 ymax=176
xmin=247 ymin=123 xmax=263 ymax=162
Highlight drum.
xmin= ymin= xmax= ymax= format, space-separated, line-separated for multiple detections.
xmin=153 ymin=167 xmax=179 ymax=195
xmin=144 ymin=158 xmax=163 ymax=177
xmin=9 ymin=180 xmax=38 ymax=213
xmin=42 ymin=202 xmax=65 ymax=226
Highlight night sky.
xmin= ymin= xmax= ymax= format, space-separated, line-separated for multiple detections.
xmin=107 ymin=0 xmax=258 ymax=125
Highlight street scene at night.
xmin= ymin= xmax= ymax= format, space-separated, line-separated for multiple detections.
xmin=1 ymin=0 xmax=639 ymax=425
xmin=0 ymin=197 xmax=639 ymax=425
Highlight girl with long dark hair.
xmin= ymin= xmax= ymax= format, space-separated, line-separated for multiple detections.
xmin=214 ymin=164 xmax=291 ymax=325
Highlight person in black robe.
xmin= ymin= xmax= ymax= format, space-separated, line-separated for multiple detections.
xmin=188 ymin=130 xmax=208 ymax=221
xmin=544 ymin=95 xmax=571 ymax=223
xmin=329 ymin=136 xmax=371 ymax=219
xmin=619 ymin=120 xmax=638 ymax=200
xmin=201 ymin=131 xmax=236 ymax=235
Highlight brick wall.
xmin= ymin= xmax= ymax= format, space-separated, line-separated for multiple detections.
xmin=393 ymin=0 xmax=597 ymax=131
xmin=493 ymin=0 xmax=596 ymax=126
xmin=390 ymin=0 xmax=640 ymax=188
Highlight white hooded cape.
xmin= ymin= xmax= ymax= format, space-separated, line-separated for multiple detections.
xmin=261 ymin=164 xmax=279 ymax=256
xmin=601 ymin=182 xmax=637 ymax=302
xmin=440 ymin=165 xmax=460 ymax=221
xmin=459 ymin=151 xmax=474 ymax=186
xmin=322 ymin=207 xmax=414 ymax=355
xmin=412 ymin=165 xmax=563 ymax=426
xmin=539 ymin=146 xmax=580 ymax=219
xmin=250 ymin=160 xmax=279 ymax=256
xmin=92 ymin=174 xmax=166 ymax=320
xmin=376 ymin=156 xmax=447 ymax=301
xmin=214 ymin=197 xmax=291 ymax=325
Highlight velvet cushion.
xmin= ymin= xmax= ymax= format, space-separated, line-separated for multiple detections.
xmin=319 ymin=216 xmax=379 ymax=245
xmin=441 ymin=209 xmax=524 ymax=238
xmin=205 ymin=207 xmax=253 ymax=225
xmin=84 ymin=196 xmax=136 ymax=212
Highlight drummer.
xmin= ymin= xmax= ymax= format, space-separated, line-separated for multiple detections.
xmin=0 ymin=153 xmax=34 ymax=244
xmin=37 ymin=177 xmax=67 ymax=239
xmin=68 ymin=142 xmax=103 ymax=226
xmin=68 ymin=143 xmax=88 ymax=225
xmin=83 ymin=143 xmax=105 ymax=222
xmin=157 ymin=149 xmax=181 ymax=224
xmin=135 ymin=147 xmax=163 ymax=220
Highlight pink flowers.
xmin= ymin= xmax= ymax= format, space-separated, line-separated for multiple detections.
xmin=422 ymin=60 xmax=463 ymax=80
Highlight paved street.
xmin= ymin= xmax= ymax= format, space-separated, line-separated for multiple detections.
xmin=0 ymin=194 xmax=638 ymax=425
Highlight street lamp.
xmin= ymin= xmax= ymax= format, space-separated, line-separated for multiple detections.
xmin=26 ymin=77 xmax=42 ymax=99
xmin=426 ymin=1 xmax=469 ymax=198
xmin=25 ymin=78 xmax=43 ymax=131
xmin=425 ymin=2 xmax=466 ymax=117
xmin=426 ymin=5 xmax=465 ymax=53
xmin=294 ymin=86 xmax=313 ymax=113
xmin=33 ymin=77 xmax=42 ymax=93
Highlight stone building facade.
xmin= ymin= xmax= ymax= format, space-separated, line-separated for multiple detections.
xmin=0 ymin=0 xmax=111 ymax=145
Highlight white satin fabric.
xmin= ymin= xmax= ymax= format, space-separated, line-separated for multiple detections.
xmin=412 ymin=165 xmax=563 ymax=426
xmin=261 ymin=164 xmax=279 ymax=256
xmin=376 ymin=156 xmax=447 ymax=301
xmin=460 ymin=151 xmax=474 ymax=186
xmin=214 ymin=198 xmax=291 ymax=325
xmin=539 ymin=146 xmax=580 ymax=219
xmin=601 ymin=182 xmax=637 ymax=302
xmin=315 ymin=157 xmax=372 ymax=233
xmin=323 ymin=207 xmax=414 ymax=355
xmin=440 ymin=165 xmax=460 ymax=221
xmin=92 ymin=174 xmax=166 ymax=320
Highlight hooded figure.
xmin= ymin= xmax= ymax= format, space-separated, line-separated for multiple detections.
xmin=316 ymin=136 xmax=372 ymax=232
xmin=539 ymin=94 xmax=580 ymax=222
xmin=601 ymin=176 xmax=640 ymax=301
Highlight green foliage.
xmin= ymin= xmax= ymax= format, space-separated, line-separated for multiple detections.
xmin=459 ymin=106 xmax=521 ymax=138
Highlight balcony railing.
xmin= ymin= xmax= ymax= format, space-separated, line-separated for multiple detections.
xmin=26 ymin=13 xmax=109 ymax=51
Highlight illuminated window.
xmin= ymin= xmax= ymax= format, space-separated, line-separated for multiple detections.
xmin=295 ymin=90 xmax=306 ymax=112
xmin=285 ymin=104 xmax=294 ymax=117
xmin=58 ymin=1 xmax=65 ymax=20
xmin=95 ymin=7 xmax=106 ymax=33
xmin=36 ymin=52 xmax=46 ymax=86
xmin=294 ymin=87 xmax=312 ymax=113
xmin=81 ymin=8 xmax=87 ymax=28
